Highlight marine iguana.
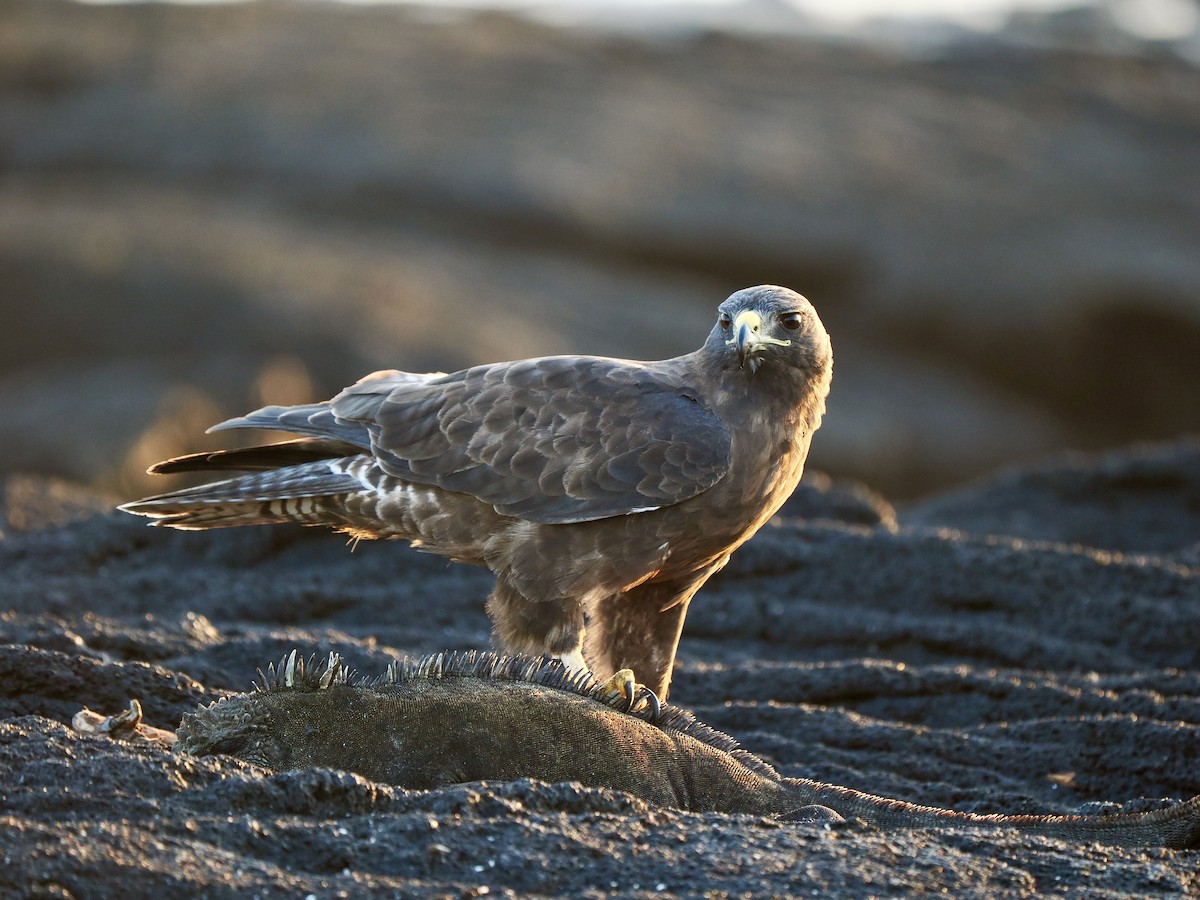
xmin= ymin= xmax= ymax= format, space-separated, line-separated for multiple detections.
xmin=174 ymin=651 xmax=1200 ymax=849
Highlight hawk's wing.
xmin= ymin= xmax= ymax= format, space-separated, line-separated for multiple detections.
xmin=330 ymin=357 xmax=731 ymax=525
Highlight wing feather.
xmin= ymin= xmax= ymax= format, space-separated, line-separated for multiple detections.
xmin=331 ymin=356 xmax=730 ymax=524
xmin=201 ymin=359 xmax=730 ymax=524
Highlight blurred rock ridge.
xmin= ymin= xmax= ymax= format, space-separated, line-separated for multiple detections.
xmin=1 ymin=0 xmax=1198 ymax=500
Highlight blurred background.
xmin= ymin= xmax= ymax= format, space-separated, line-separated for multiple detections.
xmin=0 ymin=0 xmax=1197 ymax=505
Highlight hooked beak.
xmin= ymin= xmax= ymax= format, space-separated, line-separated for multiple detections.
xmin=726 ymin=310 xmax=790 ymax=368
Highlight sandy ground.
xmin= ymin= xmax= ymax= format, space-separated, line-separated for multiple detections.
xmin=0 ymin=439 xmax=1197 ymax=897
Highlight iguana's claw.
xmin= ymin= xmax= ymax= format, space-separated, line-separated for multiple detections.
xmin=600 ymin=669 xmax=661 ymax=723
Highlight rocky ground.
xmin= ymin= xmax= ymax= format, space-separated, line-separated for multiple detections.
xmin=0 ymin=438 xmax=1198 ymax=897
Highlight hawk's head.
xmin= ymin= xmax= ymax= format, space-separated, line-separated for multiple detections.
xmin=706 ymin=285 xmax=832 ymax=379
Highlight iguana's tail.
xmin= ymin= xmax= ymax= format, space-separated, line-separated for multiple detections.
xmin=781 ymin=778 xmax=1200 ymax=850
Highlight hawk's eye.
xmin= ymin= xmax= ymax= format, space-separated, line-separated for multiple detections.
xmin=779 ymin=313 xmax=802 ymax=331
xmin=719 ymin=313 xmax=733 ymax=331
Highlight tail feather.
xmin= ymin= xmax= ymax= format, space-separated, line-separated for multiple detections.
xmin=148 ymin=438 xmax=362 ymax=475
xmin=120 ymin=459 xmax=364 ymax=530
xmin=123 ymin=499 xmax=324 ymax=530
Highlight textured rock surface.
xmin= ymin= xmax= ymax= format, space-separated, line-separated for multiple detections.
xmin=1 ymin=441 xmax=1198 ymax=896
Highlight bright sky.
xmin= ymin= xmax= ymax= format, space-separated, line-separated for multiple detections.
xmin=80 ymin=0 xmax=1200 ymax=40
xmin=411 ymin=0 xmax=1070 ymax=23
xmin=399 ymin=0 xmax=1198 ymax=36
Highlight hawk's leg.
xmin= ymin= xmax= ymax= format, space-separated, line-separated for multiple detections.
xmin=486 ymin=578 xmax=587 ymax=666
xmin=584 ymin=568 xmax=718 ymax=701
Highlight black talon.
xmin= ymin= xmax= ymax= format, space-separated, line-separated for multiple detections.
xmin=621 ymin=674 xmax=637 ymax=712
xmin=633 ymin=686 xmax=661 ymax=723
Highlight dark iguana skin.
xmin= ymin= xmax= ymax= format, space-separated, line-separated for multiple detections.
xmin=176 ymin=651 xmax=1200 ymax=849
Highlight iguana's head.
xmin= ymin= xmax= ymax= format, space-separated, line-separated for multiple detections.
xmin=176 ymin=650 xmax=352 ymax=767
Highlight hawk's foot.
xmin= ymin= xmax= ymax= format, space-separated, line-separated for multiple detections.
xmin=599 ymin=668 xmax=661 ymax=722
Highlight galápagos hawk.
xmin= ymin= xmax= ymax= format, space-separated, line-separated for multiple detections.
xmin=121 ymin=285 xmax=833 ymax=701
